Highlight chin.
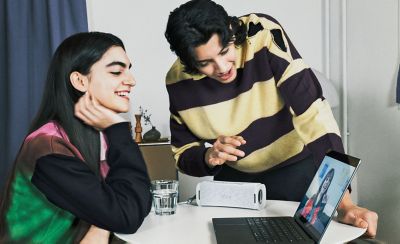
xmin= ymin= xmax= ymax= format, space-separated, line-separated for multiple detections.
xmin=112 ymin=100 xmax=130 ymax=113
xmin=218 ymin=78 xmax=235 ymax=84
xmin=117 ymin=107 xmax=129 ymax=113
xmin=111 ymin=105 xmax=129 ymax=114
xmin=216 ymin=69 xmax=237 ymax=84
xmin=217 ymin=75 xmax=236 ymax=84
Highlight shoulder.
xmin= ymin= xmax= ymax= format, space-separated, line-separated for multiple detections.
xmin=240 ymin=13 xmax=284 ymax=32
xmin=22 ymin=134 xmax=77 ymax=161
xmin=166 ymin=59 xmax=206 ymax=85
xmin=21 ymin=122 xmax=81 ymax=162
xmin=240 ymin=13 xmax=287 ymax=48
xmin=166 ymin=59 xmax=187 ymax=85
xmin=238 ymin=13 xmax=293 ymax=61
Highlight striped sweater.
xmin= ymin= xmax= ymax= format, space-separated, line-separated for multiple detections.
xmin=166 ymin=13 xmax=344 ymax=176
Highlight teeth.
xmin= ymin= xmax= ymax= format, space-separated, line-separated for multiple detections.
xmin=115 ymin=91 xmax=129 ymax=97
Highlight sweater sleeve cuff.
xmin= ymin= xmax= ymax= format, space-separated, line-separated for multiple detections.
xmin=103 ymin=122 xmax=133 ymax=144
xmin=307 ymin=133 xmax=344 ymax=165
xmin=178 ymin=145 xmax=222 ymax=176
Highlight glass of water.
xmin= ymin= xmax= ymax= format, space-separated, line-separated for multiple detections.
xmin=151 ymin=180 xmax=179 ymax=215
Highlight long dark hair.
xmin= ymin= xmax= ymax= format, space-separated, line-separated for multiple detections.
xmin=1 ymin=31 xmax=126 ymax=237
xmin=30 ymin=31 xmax=125 ymax=174
xmin=165 ymin=0 xmax=247 ymax=74
xmin=315 ymin=168 xmax=335 ymax=206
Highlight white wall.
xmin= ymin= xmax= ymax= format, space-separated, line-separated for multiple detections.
xmin=86 ymin=0 xmax=327 ymax=204
xmin=85 ymin=1 xmax=400 ymax=240
xmin=86 ymin=0 xmax=324 ymax=137
xmin=86 ymin=0 xmax=332 ymax=203
xmin=85 ymin=0 xmax=400 ymax=242
xmin=86 ymin=0 xmax=359 ymax=214
xmin=345 ymin=0 xmax=400 ymax=242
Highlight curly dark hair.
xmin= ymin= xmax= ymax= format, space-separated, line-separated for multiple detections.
xmin=165 ymin=0 xmax=247 ymax=74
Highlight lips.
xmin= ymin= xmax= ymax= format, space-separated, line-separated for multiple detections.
xmin=218 ymin=67 xmax=233 ymax=81
xmin=115 ymin=90 xmax=130 ymax=100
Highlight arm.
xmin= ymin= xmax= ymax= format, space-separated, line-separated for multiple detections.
xmin=166 ymin=65 xmax=246 ymax=176
xmin=166 ymin=60 xmax=224 ymax=177
xmin=169 ymin=112 xmax=221 ymax=176
xmin=263 ymin=15 xmax=344 ymax=164
xmin=169 ymin=106 xmax=247 ymax=176
xmin=262 ymin=16 xmax=379 ymax=234
xmin=31 ymin=122 xmax=152 ymax=234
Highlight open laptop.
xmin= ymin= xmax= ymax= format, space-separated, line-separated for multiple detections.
xmin=212 ymin=150 xmax=361 ymax=244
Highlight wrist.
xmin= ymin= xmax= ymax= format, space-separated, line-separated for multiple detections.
xmin=338 ymin=190 xmax=354 ymax=211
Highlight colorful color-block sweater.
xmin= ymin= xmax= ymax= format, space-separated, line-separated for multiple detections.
xmin=0 ymin=121 xmax=151 ymax=243
xmin=165 ymin=13 xmax=344 ymax=177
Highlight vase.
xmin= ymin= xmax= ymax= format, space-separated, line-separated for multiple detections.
xmin=134 ymin=114 xmax=143 ymax=143
xmin=143 ymin=126 xmax=161 ymax=142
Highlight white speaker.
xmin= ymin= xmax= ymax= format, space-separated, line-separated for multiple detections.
xmin=195 ymin=180 xmax=266 ymax=210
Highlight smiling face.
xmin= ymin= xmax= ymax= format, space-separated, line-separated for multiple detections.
xmin=321 ymin=176 xmax=331 ymax=193
xmin=320 ymin=172 xmax=334 ymax=195
xmin=86 ymin=46 xmax=135 ymax=113
xmin=194 ymin=33 xmax=237 ymax=83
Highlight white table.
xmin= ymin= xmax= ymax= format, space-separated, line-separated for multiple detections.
xmin=116 ymin=200 xmax=365 ymax=244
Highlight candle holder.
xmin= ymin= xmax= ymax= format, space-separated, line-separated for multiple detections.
xmin=134 ymin=114 xmax=143 ymax=143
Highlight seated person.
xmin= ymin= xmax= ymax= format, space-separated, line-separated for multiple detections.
xmin=164 ymin=0 xmax=378 ymax=237
xmin=0 ymin=32 xmax=152 ymax=243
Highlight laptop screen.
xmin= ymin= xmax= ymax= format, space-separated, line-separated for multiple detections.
xmin=293 ymin=151 xmax=360 ymax=241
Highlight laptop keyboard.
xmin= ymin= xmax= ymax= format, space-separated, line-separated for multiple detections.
xmin=246 ymin=217 xmax=309 ymax=242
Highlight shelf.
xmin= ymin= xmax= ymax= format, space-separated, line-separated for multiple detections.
xmin=138 ymin=141 xmax=170 ymax=146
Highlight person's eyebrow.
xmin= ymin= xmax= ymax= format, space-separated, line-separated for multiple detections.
xmin=106 ymin=61 xmax=132 ymax=69
xmin=196 ymin=46 xmax=227 ymax=63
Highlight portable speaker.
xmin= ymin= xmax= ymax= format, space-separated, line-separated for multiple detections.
xmin=195 ymin=180 xmax=266 ymax=210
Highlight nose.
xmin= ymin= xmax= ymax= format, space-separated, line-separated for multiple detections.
xmin=214 ymin=57 xmax=229 ymax=74
xmin=123 ymin=72 xmax=136 ymax=87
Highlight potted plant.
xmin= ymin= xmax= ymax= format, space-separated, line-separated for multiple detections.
xmin=140 ymin=107 xmax=161 ymax=142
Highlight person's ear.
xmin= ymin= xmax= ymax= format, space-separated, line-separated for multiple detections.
xmin=70 ymin=71 xmax=88 ymax=92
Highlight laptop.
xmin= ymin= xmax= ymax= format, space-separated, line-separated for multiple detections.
xmin=212 ymin=150 xmax=361 ymax=244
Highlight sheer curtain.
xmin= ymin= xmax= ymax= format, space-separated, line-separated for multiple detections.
xmin=0 ymin=0 xmax=88 ymax=191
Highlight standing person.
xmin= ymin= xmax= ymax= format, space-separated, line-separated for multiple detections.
xmin=0 ymin=32 xmax=152 ymax=243
xmin=164 ymin=0 xmax=377 ymax=237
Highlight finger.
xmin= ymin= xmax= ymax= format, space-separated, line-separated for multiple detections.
xmin=74 ymin=95 xmax=88 ymax=118
xmin=219 ymin=136 xmax=242 ymax=147
xmin=88 ymin=95 xmax=106 ymax=117
xmin=90 ymin=95 xmax=104 ymax=112
xmin=214 ymin=151 xmax=238 ymax=162
xmin=354 ymin=217 xmax=369 ymax=229
xmin=364 ymin=228 xmax=376 ymax=238
xmin=208 ymin=151 xmax=225 ymax=165
xmin=75 ymin=94 xmax=98 ymax=124
xmin=341 ymin=211 xmax=369 ymax=229
xmin=78 ymin=92 xmax=93 ymax=115
xmin=219 ymin=144 xmax=245 ymax=158
xmin=85 ymin=93 xmax=97 ymax=112
xmin=361 ymin=212 xmax=378 ymax=237
xmin=232 ymin=135 xmax=246 ymax=144
xmin=86 ymin=93 xmax=110 ymax=121
xmin=209 ymin=149 xmax=227 ymax=162
xmin=74 ymin=109 xmax=94 ymax=125
xmin=84 ymin=94 xmax=102 ymax=120
xmin=209 ymin=157 xmax=225 ymax=166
